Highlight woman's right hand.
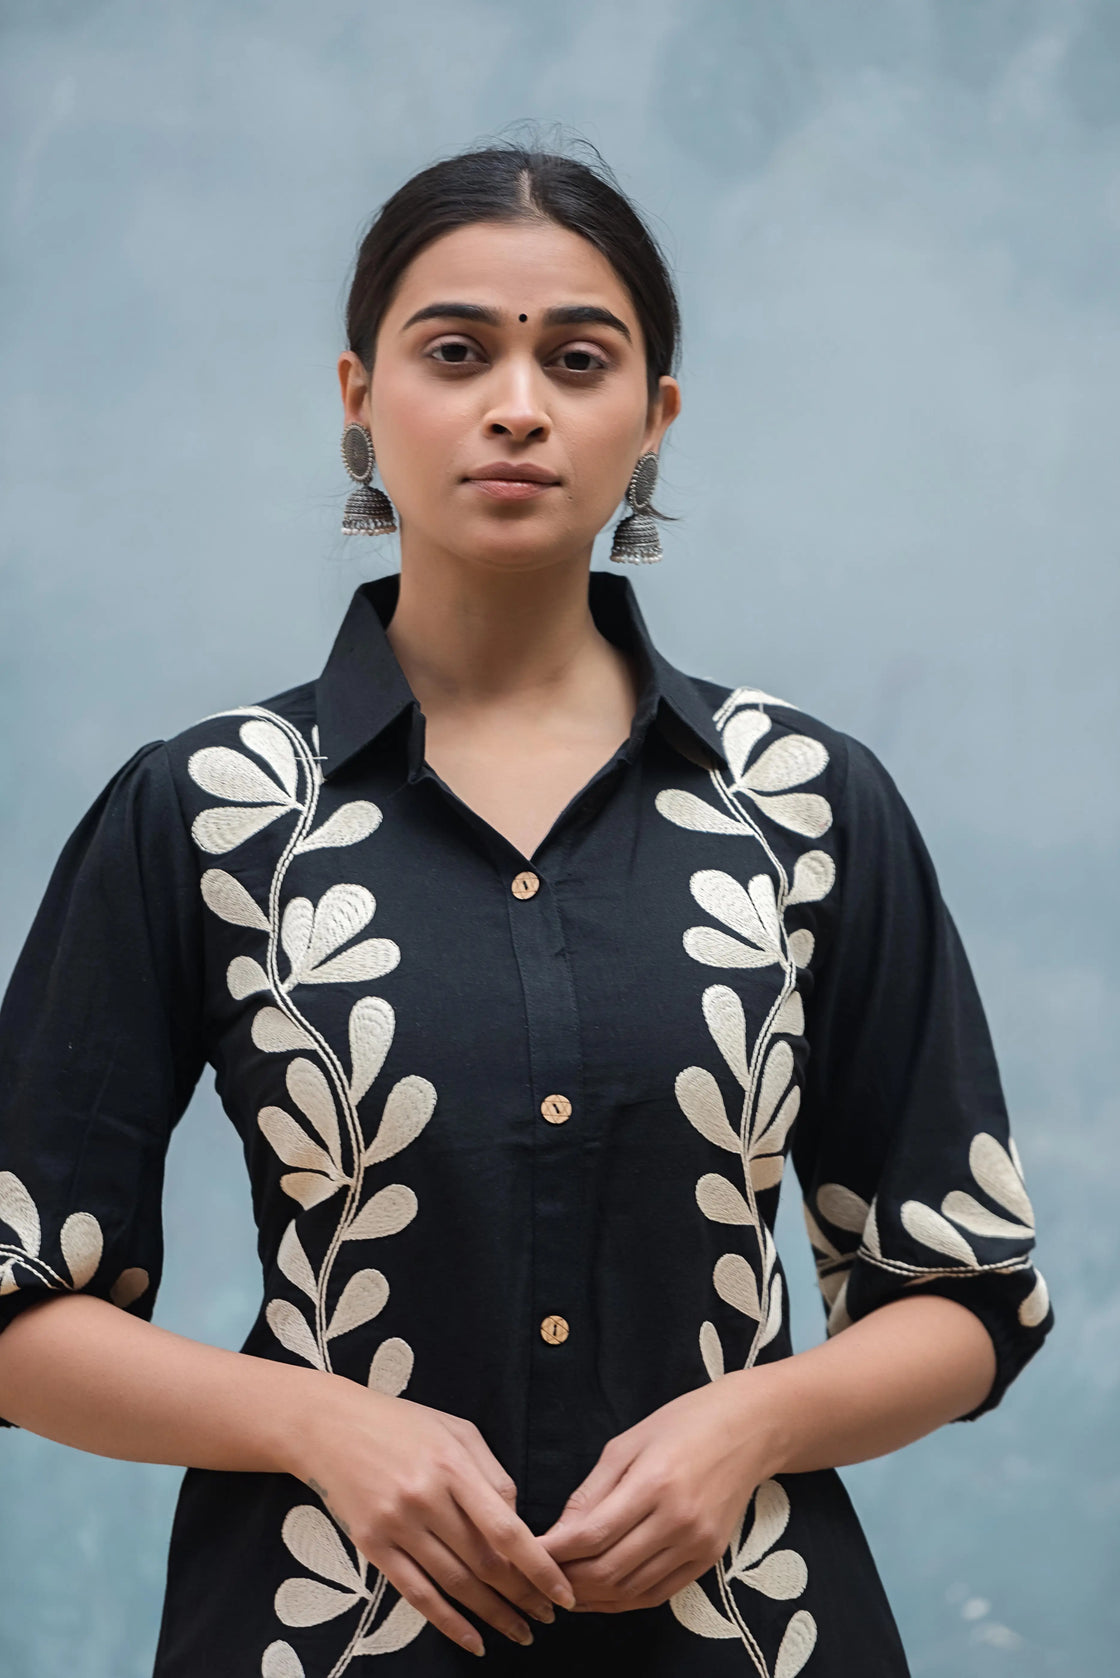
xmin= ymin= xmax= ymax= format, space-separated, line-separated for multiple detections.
xmin=289 ymin=1374 xmax=576 ymax=1658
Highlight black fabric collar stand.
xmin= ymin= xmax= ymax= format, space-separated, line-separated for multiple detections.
xmin=314 ymin=570 xmax=728 ymax=783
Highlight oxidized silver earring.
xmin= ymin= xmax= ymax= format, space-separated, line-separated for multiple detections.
xmin=340 ymin=422 xmax=397 ymax=535
xmin=609 ymin=452 xmax=662 ymax=563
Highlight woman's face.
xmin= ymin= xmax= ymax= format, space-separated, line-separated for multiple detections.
xmin=338 ymin=219 xmax=680 ymax=574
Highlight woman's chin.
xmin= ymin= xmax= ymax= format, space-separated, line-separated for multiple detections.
xmin=404 ymin=518 xmax=598 ymax=573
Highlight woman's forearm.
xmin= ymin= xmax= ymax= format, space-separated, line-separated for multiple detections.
xmin=0 ymin=1293 xmax=579 ymax=1650
xmin=1 ymin=1292 xmax=996 ymax=1490
xmin=0 ymin=1293 xmax=322 ymax=1473
xmin=727 ymin=1294 xmax=998 ymax=1479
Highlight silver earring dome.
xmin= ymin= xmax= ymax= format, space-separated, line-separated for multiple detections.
xmin=340 ymin=422 xmax=397 ymax=536
xmin=609 ymin=452 xmax=662 ymax=563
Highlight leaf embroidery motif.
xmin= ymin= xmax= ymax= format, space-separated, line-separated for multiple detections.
xmin=808 ymin=1132 xmax=1044 ymax=1341
xmin=283 ymin=1505 xmax=365 ymax=1593
xmin=686 ymin=870 xmax=783 ymax=969
xmin=202 ymin=868 xmax=271 ymax=930
xmin=327 ymin=1268 xmax=390 ymax=1340
xmin=368 ymin=1336 xmax=414 ymax=1397
xmin=352 ymin=1596 xmax=427 ymax=1656
xmin=188 ymin=730 xmax=299 ymax=855
xmin=661 ymin=692 xmax=832 ymax=1670
xmin=60 ymin=1213 xmax=102 ymax=1290
xmin=187 ymin=707 xmax=436 ymax=1671
xmin=261 ymin=1641 xmax=305 ymax=1678
xmin=0 ymin=1172 xmax=42 ymax=1256
xmin=0 ymin=1171 xmax=149 ymax=1316
xmin=659 ymin=703 xmax=832 ymax=840
xmin=296 ymin=801 xmax=382 ymax=855
xmin=891 ymin=1131 xmax=1038 ymax=1275
xmin=280 ymin=885 xmax=400 ymax=991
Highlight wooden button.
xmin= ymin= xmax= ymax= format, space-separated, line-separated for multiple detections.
xmin=511 ymin=871 xmax=540 ymax=900
xmin=540 ymin=1314 xmax=569 ymax=1345
xmin=541 ymin=1094 xmax=572 ymax=1124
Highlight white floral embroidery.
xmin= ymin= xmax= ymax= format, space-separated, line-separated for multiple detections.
xmin=0 ymin=1177 xmax=150 ymax=1310
xmin=659 ymin=693 xmax=828 ymax=1674
xmin=808 ymin=1134 xmax=1046 ymax=1337
xmin=660 ymin=690 xmax=1046 ymax=1662
xmin=187 ymin=709 xmax=433 ymax=1672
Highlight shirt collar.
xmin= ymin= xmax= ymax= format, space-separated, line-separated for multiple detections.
xmin=315 ymin=571 xmax=727 ymax=781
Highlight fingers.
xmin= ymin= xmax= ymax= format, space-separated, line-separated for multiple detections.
xmin=571 ymin=1538 xmax=680 ymax=1607
xmin=540 ymin=1439 xmax=634 ymax=1553
xmin=561 ymin=1510 xmax=667 ymax=1597
xmin=570 ymin=1556 xmax=711 ymax=1615
xmin=437 ymin=1491 xmax=559 ymax=1624
xmin=540 ymin=1469 xmax=649 ymax=1563
xmin=408 ymin=1526 xmax=539 ymax=1649
xmin=612 ymin=1546 xmax=694 ymax=1604
xmin=377 ymin=1546 xmax=487 ymax=1657
xmin=455 ymin=1473 xmax=576 ymax=1609
xmin=440 ymin=1414 xmax=520 ymax=1505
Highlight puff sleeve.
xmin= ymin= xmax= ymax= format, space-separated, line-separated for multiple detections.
xmin=0 ymin=743 xmax=206 ymax=1424
xmin=791 ymin=737 xmax=1054 ymax=1421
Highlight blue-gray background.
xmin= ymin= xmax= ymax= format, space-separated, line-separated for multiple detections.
xmin=1 ymin=2 xmax=1115 ymax=1673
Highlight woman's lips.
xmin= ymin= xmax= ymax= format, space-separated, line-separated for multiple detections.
xmin=467 ymin=477 xmax=558 ymax=500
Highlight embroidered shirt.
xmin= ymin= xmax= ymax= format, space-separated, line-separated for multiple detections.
xmin=0 ymin=572 xmax=1053 ymax=1677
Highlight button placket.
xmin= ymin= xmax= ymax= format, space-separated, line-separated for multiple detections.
xmin=503 ymin=864 xmax=585 ymax=1512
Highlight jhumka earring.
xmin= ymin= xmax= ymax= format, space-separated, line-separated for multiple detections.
xmin=340 ymin=422 xmax=397 ymax=535
xmin=609 ymin=451 xmax=662 ymax=563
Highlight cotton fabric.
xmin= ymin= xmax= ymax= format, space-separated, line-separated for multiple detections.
xmin=0 ymin=572 xmax=1052 ymax=1676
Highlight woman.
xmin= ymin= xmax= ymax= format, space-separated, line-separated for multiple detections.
xmin=0 ymin=145 xmax=1052 ymax=1676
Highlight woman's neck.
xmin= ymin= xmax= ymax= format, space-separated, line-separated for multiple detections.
xmin=385 ymin=545 xmax=626 ymax=718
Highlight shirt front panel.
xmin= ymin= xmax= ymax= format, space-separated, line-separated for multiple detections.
xmin=184 ymin=685 xmax=809 ymax=1530
xmin=0 ymin=572 xmax=1053 ymax=1677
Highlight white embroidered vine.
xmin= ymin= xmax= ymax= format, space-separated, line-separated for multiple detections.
xmin=188 ymin=709 xmax=432 ymax=1675
xmin=657 ymin=691 xmax=832 ymax=1674
xmin=657 ymin=690 xmax=1047 ymax=1669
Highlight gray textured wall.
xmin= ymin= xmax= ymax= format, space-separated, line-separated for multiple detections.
xmin=1 ymin=2 xmax=1115 ymax=1673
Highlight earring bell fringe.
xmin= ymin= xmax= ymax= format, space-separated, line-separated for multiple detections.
xmin=342 ymin=482 xmax=397 ymax=536
xmin=610 ymin=512 xmax=662 ymax=564
xmin=609 ymin=450 xmax=663 ymax=563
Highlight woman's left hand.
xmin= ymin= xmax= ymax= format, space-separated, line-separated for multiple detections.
xmin=536 ymin=1372 xmax=779 ymax=1613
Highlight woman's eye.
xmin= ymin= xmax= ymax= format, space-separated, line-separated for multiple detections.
xmin=428 ymin=340 xmax=482 ymax=365
xmin=553 ymin=347 xmax=608 ymax=373
xmin=424 ymin=339 xmax=607 ymax=373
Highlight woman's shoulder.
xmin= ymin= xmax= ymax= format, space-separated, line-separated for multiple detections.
xmin=75 ymin=680 xmax=323 ymax=859
xmin=683 ymin=673 xmax=898 ymax=814
xmin=160 ymin=678 xmax=320 ymax=765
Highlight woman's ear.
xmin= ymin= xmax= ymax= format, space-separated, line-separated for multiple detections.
xmin=337 ymin=351 xmax=372 ymax=427
xmin=644 ymin=374 xmax=682 ymax=453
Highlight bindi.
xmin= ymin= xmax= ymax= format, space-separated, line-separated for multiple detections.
xmin=518 ymin=313 xmax=528 ymax=322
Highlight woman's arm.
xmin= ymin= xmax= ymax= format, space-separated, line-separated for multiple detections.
xmin=539 ymin=1294 xmax=996 ymax=1611
xmin=0 ymin=1293 xmax=318 ymax=1469
xmin=0 ymin=1294 xmax=575 ymax=1654
xmin=727 ymin=1292 xmax=997 ymax=1473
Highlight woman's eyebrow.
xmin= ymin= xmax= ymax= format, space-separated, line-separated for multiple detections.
xmin=400 ymin=301 xmax=631 ymax=341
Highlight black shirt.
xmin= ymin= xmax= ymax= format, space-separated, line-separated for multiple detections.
xmin=0 ymin=572 xmax=1053 ymax=1676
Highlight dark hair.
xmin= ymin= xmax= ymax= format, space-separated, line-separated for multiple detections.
xmin=345 ymin=144 xmax=680 ymax=402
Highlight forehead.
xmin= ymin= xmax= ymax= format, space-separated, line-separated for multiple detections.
xmin=386 ymin=219 xmax=638 ymax=322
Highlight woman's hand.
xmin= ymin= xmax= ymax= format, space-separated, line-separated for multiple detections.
xmin=290 ymin=1376 xmax=575 ymax=1657
xmin=536 ymin=1377 xmax=775 ymax=1613
xmin=537 ymin=1296 xmax=1000 ymax=1615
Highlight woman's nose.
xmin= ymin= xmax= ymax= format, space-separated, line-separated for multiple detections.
xmin=482 ymin=361 xmax=551 ymax=443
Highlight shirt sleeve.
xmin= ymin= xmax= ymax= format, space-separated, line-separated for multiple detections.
xmin=0 ymin=742 xmax=207 ymax=1425
xmin=790 ymin=736 xmax=1054 ymax=1422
